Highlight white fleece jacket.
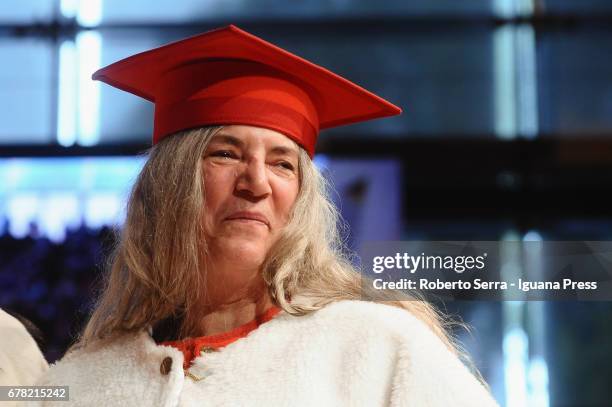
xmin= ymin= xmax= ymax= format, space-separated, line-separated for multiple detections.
xmin=0 ymin=309 xmax=48 ymax=387
xmin=33 ymin=300 xmax=499 ymax=406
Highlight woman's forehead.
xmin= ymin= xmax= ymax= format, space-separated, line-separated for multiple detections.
xmin=210 ymin=126 xmax=300 ymax=153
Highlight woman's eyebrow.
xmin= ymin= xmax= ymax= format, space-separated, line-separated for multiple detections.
xmin=210 ymin=134 xmax=298 ymax=156
xmin=210 ymin=134 xmax=244 ymax=147
xmin=269 ymin=145 xmax=298 ymax=157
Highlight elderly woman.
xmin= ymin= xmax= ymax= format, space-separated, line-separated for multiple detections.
xmin=36 ymin=26 xmax=499 ymax=406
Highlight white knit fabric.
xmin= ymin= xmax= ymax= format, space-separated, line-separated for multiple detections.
xmin=33 ymin=300 xmax=499 ymax=406
xmin=0 ymin=309 xmax=48 ymax=387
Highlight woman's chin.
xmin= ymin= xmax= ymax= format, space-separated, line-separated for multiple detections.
xmin=214 ymin=238 xmax=269 ymax=264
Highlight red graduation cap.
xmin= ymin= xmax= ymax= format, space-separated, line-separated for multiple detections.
xmin=92 ymin=25 xmax=401 ymax=157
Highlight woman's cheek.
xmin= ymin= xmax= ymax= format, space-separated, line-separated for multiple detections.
xmin=203 ymin=166 xmax=234 ymax=193
xmin=202 ymin=169 xmax=232 ymax=225
xmin=275 ymin=179 xmax=299 ymax=214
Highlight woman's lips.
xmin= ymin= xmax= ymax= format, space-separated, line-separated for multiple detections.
xmin=227 ymin=218 xmax=267 ymax=226
xmin=225 ymin=211 xmax=270 ymax=228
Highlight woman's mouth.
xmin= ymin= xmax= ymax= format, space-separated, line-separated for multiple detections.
xmin=225 ymin=211 xmax=270 ymax=228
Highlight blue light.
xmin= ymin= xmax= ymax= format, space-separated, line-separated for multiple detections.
xmin=60 ymin=0 xmax=78 ymax=19
xmin=528 ymin=356 xmax=550 ymax=407
xmin=7 ymin=193 xmax=39 ymax=238
xmin=57 ymin=40 xmax=78 ymax=146
xmin=0 ymin=157 xmax=145 ymax=241
xmin=503 ymin=328 xmax=529 ymax=407
xmin=313 ymin=153 xmax=330 ymax=171
xmin=77 ymin=0 xmax=103 ymax=27
xmin=84 ymin=193 xmax=122 ymax=229
xmin=40 ymin=193 xmax=80 ymax=242
xmin=76 ymin=31 xmax=102 ymax=146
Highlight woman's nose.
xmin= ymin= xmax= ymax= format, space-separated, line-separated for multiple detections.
xmin=235 ymin=158 xmax=272 ymax=199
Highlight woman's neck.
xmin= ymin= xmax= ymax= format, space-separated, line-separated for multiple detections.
xmin=190 ymin=289 xmax=275 ymax=337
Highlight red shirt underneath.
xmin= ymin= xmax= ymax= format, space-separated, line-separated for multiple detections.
xmin=160 ymin=306 xmax=282 ymax=369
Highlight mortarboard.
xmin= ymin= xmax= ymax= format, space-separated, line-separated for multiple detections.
xmin=92 ymin=24 xmax=401 ymax=157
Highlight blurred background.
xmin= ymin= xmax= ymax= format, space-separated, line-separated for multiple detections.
xmin=1 ymin=1 xmax=612 ymax=406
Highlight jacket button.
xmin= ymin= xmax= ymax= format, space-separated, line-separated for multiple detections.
xmin=160 ymin=357 xmax=173 ymax=375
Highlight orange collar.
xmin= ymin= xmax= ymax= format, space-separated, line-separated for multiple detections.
xmin=160 ymin=306 xmax=282 ymax=369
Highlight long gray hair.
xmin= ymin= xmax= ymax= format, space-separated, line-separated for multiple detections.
xmin=79 ymin=126 xmax=461 ymax=355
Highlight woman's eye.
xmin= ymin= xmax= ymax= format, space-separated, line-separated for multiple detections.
xmin=211 ymin=150 xmax=237 ymax=159
xmin=277 ymin=161 xmax=295 ymax=171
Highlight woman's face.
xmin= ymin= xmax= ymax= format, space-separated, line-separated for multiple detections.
xmin=201 ymin=125 xmax=300 ymax=268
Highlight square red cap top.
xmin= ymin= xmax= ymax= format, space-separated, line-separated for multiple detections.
xmin=92 ymin=24 xmax=402 ymax=157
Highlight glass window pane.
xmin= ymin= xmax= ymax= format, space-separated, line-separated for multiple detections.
xmin=95 ymin=27 xmax=494 ymax=144
xmin=0 ymin=37 xmax=53 ymax=144
xmin=0 ymin=0 xmax=54 ymax=23
xmin=547 ymin=302 xmax=612 ymax=407
xmin=97 ymin=30 xmax=161 ymax=144
xmin=543 ymin=0 xmax=612 ymax=14
xmin=271 ymin=28 xmax=494 ymax=138
xmin=538 ymin=28 xmax=612 ymax=136
xmin=100 ymin=0 xmax=493 ymax=23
